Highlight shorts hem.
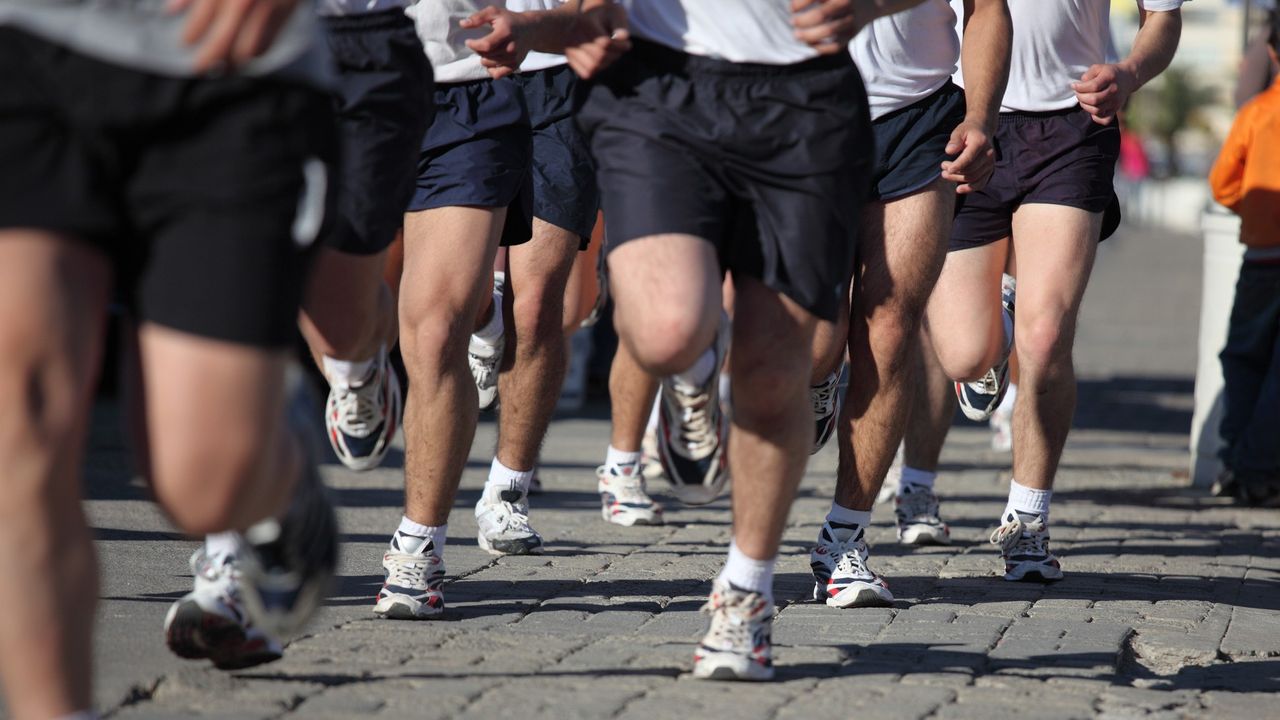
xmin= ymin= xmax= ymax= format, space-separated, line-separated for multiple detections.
xmin=875 ymin=171 xmax=946 ymax=203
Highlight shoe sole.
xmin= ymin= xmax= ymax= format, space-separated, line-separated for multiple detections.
xmin=692 ymin=655 xmax=773 ymax=681
xmin=600 ymin=506 xmax=664 ymax=527
xmin=899 ymin=526 xmax=951 ymax=546
xmin=1003 ymin=562 xmax=1064 ymax=583
xmin=374 ymin=596 xmax=444 ymax=620
xmin=164 ymin=599 xmax=246 ymax=661
xmin=824 ymin=583 xmax=895 ymax=609
xmin=477 ymin=531 xmax=545 ymax=556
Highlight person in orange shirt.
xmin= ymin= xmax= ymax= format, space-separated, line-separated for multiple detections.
xmin=1208 ymin=11 xmax=1280 ymax=507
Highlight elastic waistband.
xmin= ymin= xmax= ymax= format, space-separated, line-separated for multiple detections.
xmin=321 ymin=8 xmax=413 ymax=32
xmin=999 ymin=105 xmax=1083 ymax=124
xmin=628 ymin=38 xmax=854 ymax=78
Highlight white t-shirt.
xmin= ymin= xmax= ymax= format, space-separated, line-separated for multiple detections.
xmin=623 ymin=0 xmax=819 ymax=65
xmin=406 ymin=0 xmax=504 ymax=83
xmin=507 ymin=0 xmax=569 ymax=73
xmin=957 ymin=0 xmax=1184 ymax=112
xmin=851 ymin=0 xmax=959 ymax=120
xmin=317 ymin=0 xmax=409 ymax=16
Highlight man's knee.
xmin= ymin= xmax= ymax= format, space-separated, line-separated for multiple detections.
xmin=150 ymin=429 xmax=275 ymax=534
xmin=1017 ymin=313 xmax=1076 ymax=372
xmin=616 ymin=306 xmax=716 ymax=376
xmin=732 ymin=348 xmax=810 ymax=426
xmin=399 ymin=303 xmax=473 ymax=374
xmin=862 ymin=301 xmax=927 ymax=367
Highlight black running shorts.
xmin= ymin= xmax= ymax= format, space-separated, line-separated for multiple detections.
xmin=0 ymin=28 xmax=337 ymax=349
xmin=577 ymin=40 xmax=873 ymax=322
xmin=870 ymin=81 xmax=966 ymax=202
xmin=409 ymin=77 xmax=533 ymax=247
xmin=323 ymin=10 xmax=434 ymax=256
xmin=950 ymin=106 xmax=1122 ymax=251
xmin=515 ymin=64 xmax=599 ymax=250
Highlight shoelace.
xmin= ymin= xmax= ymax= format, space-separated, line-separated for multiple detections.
xmin=334 ymin=373 xmax=382 ymax=434
xmin=492 ymin=501 xmax=535 ymax=534
xmin=386 ymin=553 xmax=440 ymax=590
xmin=899 ymin=489 xmax=940 ymax=522
xmin=989 ymin=515 xmax=1049 ymax=556
xmin=811 ymin=376 xmax=839 ymax=416
xmin=700 ymin=590 xmax=764 ymax=649
xmin=968 ymin=367 xmax=1001 ymax=395
xmin=469 ymin=348 xmax=500 ymax=389
xmin=833 ymin=540 xmax=875 ymax=580
xmin=672 ymin=390 xmax=719 ymax=456
xmin=608 ymin=475 xmax=654 ymax=506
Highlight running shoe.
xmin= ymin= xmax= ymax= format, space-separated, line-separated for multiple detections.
xmin=989 ymin=511 xmax=1063 ymax=582
xmin=692 ymin=579 xmax=774 ymax=681
xmin=956 ymin=273 xmax=1016 ymax=421
xmin=374 ymin=535 xmax=446 ymax=620
xmin=325 ymin=347 xmax=401 ymax=471
xmin=238 ymin=460 xmax=339 ymax=638
xmin=810 ymin=521 xmax=894 ymax=608
xmin=598 ymin=461 xmax=664 ymax=526
xmin=810 ymin=367 xmax=843 ymax=455
xmin=164 ymin=548 xmax=283 ymax=670
xmin=895 ymin=484 xmax=951 ymax=545
xmin=475 ymin=482 xmax=544 ymax=555
xmin=656 ymin=315 xmax=730 ymax=505
xmin=469 ymin=272 xmax=506 ymax=411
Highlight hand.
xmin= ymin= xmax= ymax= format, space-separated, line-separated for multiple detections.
xmin=791 ymin=0 xmax=861 ymax=55
xmin=168 ymin=0 xmax=300 ymax=73
xmin=940 ymin=119 xmax=995 ymax=194
xmin=1072 ymin=63 xmax=1137 ymax=126
xmin=462 ymin=6 xmax=533 ymax=79
xmin=564 ymin=0 xmax=631 ymax=80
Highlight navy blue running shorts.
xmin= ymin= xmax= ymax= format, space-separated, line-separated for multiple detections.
xmin=870 ymin=80 xmax=966 ymax=202
xmin=323 ymin=10 xmax=434 ymax=256
xmin=409 ymin=77 xmax=533 ymax=247
xmin=515 ymin=64 xmax=599 ymax=250
xmin=577 ymin=39 xmax=873 ymax=322
xmin=950 ymin=106 xmax=1122 ymax=251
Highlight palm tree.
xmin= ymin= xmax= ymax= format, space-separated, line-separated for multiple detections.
xmin=1127 ymin=66 xmax=1217 ymax=177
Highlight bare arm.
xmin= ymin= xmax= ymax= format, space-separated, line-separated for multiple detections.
xmin=791 ymin=0 xmax=929 ymax=55
xmin=462 ymin=0 xmax=629 ymax=79
xmin=1073 ymin=5 xmax=1182 ymax=125
xmin=941 ymin=0 xmax=1011 ymax=193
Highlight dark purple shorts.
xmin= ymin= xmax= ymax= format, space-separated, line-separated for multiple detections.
xmin=949 ymin=106 xmax=1121 ymax=251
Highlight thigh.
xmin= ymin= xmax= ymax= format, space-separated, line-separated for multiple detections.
xmin=508 ymin=217 xmax=580 ymax=295
xmin=925 ymin=240 xmax=1009 ymax=347
xmin=137 ymin=323 xmax=288 ymax=481
xmin=1010 ymin=203 xmax=1101 ymax=340
xmin=401 ymin=205 xmax=507 ymax=326
xmin=607 ymin=233 xmax=721 ymax=324
xmin=858 ymin=178 xmax=956 ymax=313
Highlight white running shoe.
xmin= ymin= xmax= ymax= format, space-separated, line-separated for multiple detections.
xmin=895 ymin=484 xmax=951 ymax=545
xmin=164 ymin=548 xmax=283 ymax=670
xmin=810 ymin=521 xmax=894 ymax=608
xmin=990 ymin=511 xmax=1063 ymax=582
xmin=810 ymin=368 xmax=843 ymax=455
xmin=324 ymin=347 xmax=401 ymax=472
xmin=692 ymin=579 xmax=774 ymax=681
xmin=469 ymin=273 xmax=506 ymax=411
xmin=956 ymin=274 xmax=1016 ymax=422
xmin=657 ymin=315 xmax=730 ymax=505
xmin=598 ymin=461 xmax=664 ymax=526
xmin=475 ymin=483 xmax=544 ymax=555
xmin=374 ymin=535 xmax=446 ymax=620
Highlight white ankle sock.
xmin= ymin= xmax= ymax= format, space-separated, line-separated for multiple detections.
xmin=899 ymin=466 xmax=937 ymax=492
xmin=486 ymin=457 xmax=535 ymax=495
xmin=825 ymin=502 xmax=872 ymax=530
xmin=205 ymin=531 xmax=240 ymax=564
xmin=473 ymin=295 xmax=504 ymax=345
xmin=392 ymin=516 xmax=446 ymax=555
xmin=673 ymin=347 xmax=717 ymax=388
xmin=717 ymin=540 xmax=775 ymax=598
xmin=322 ymin=355 xmax=376 ymax=389
xmin=605 ymin=445 xmax=642 ymax=468
xmin=1004 ymin=479 xmax=1051 ymax=521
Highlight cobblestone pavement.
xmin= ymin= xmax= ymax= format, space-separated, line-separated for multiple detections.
xmin=27 ymin=224 xmax=1280 ymax=719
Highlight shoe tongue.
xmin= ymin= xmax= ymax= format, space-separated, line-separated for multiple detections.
xmin=826 ymin=521 xmax=861 ymax=544
xmin=393 ymin=532 xmax=432 ymax=555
